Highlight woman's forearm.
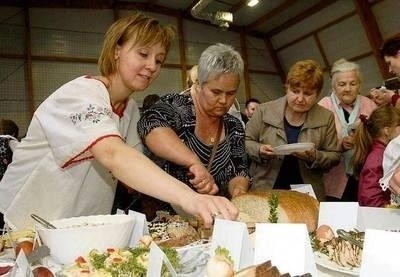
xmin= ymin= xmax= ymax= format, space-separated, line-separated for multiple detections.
xmin=145 ymin=127 xmax=201 ymax=168
xmin=91 ymin=136 xmax=195 ymax=206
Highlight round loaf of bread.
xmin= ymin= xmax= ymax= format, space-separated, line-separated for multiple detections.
xmin=231 ymin=190 xmax=319 ymax=232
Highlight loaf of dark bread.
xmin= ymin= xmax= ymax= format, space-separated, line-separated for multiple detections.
xmin=231 ymin=190 xmax=319 ymax=232
xmin=234 ymin=261 xmax=281 ymax=277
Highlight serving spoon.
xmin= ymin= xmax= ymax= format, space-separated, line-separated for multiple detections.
xmin=31 ymin=214 xmax=57 ymax=229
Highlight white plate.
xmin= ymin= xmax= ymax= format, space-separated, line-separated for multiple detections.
xmin=273 ymin=142 xmax=315 ymax=155
xmin=314 ymin=251 xmax=359 ymax=276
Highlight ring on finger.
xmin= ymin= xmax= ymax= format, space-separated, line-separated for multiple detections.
xmin=212 ymin=211 xmax=222 ymax=218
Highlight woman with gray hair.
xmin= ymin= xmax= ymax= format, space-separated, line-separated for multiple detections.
xmin=138 ymin=43 xmax=250 ymax=218
xmin=319 ymin=58 xmax=377 ymax=201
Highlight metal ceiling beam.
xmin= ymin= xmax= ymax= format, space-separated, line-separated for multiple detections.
xmin=229 ymin=0 xmax=247 ymax=14
xmin=245 ymin=0 xmax=298 ymax=31
xmin=353 ymin=0 xmax=388 ymax=79
xmin=266 ymin=0 xmax=339 ymax=37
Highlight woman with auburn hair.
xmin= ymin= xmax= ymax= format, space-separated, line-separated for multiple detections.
xmin=0 ymin=13 xmax=238 ymax=230
xmin=246 ymin=60 xmax=341 ymax=200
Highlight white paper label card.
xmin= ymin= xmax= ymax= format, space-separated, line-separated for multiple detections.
xmin=254 ymin=223 xmax=316 ymax=276
xmin=211 ymin=218 xmax=253 ymax=271
xmin=360 ymin=229 xmax=400 ymax=276
xmin=128 ymin=210 xmax=148 ymax=247
xmin=290 ymin=184 xmax=317 ymax=199
xmin=15 ymin=250 xmax=33 ymax=277
xmin=147 ymin=242 xmax=165 ymax=277
xmin=318 ymin=202 xmax=359 ymax=233
xmin=116 ymin=209 xmax=125 ymax=215
xmin=358 ymin=206 xmax=400 ymax=231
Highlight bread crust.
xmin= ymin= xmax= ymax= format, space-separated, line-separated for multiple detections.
xmin=232 ymin=190 xmax=319 ymax=232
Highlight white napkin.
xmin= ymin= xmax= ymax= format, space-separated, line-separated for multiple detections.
xmin=379 ymin=135 xmax=400 ymax=193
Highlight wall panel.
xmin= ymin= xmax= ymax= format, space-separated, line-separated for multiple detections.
xmin=246 ymin=36 xmax=276 ymax=72
xmin=32 ymin=61 xmax=98 ymax=107
xmin=271 ymin=0 xmax=355 ymax=49
xmin=318 ymin=15 xmax=371 ymax=65
xmin=30 ymin=8 xmax=113 ymax=58
xmin=357 ymin=56 xmax=381 ymax=95
xmin=183 ymin=20 xmax=241 ymax=65
xmin=0 ymin=58 xmax=29 ymax=134
xmin=372 ymin=0 xmax=400 ymax=39
xmin=0 ymin=7 xmax=25 ymax=55
xmin=277 ymin=37 xmax=325 ymax=72
xmin=249 ymin=73 xmax=284 ymax=102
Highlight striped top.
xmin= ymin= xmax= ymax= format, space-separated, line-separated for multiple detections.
xmin=138 ymin=93 xmax=249 ymax=196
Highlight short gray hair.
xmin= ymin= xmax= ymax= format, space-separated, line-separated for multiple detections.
xmin=197 ymin=43 xmax=244 ymax=86
xmin=330 ymin=58 xmax=361 ymax=86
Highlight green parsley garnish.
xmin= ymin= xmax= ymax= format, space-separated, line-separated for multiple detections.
xmin=215 ymin=246 xmax=234 ymax=266
xmin=268 ymin=193 xmax=279 ymax=223
xmin=90 ymin=252 xmax=107 ymax=270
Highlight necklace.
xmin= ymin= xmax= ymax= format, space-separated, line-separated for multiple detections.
xmin=191 ymin=89 xmax=222 ymax=146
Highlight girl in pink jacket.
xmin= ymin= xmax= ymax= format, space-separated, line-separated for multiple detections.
xmin=352 ymin=106 xmax=400 ymax=207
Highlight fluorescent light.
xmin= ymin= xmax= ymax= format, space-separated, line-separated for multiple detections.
xmin=247 ymin=0 xmax=259 ymax=7
xmin=215 ymin=11 xmax=233 ymax=23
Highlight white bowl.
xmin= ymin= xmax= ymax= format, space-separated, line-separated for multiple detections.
xmin=36 ymin=214 xmax=135 ymax=265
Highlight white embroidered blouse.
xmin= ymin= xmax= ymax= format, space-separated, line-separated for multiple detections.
xmin=0 ymin=76 xmax=142 ymax=229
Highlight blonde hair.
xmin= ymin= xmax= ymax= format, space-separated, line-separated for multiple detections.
xmin=98 ymin=12 xmax=175 ymax=76
xmin=186 ymin=65 xmax=198 ymax=88
xmin=286 ymin=60 xmax=324 ymax=93
xmin=330 ymin=58 xmax=361 ymax=86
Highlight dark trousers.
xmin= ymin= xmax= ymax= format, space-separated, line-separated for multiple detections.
xmin=341 ymin=175 xmax=359 ymax=201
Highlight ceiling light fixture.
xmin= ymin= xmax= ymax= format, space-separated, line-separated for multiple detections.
xmin=191 ymin=0 xmax=233 ymax=30
xmin=247 ymin=0 xmax=259 ymax=7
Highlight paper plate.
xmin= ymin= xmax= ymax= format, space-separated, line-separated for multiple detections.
xmin=314 ymin=251 xmax=359 ymax=276
xmin=273 ymin=142 xmax=315 ymax=155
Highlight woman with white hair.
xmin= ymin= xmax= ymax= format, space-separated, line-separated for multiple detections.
xmin=319 ymin=58 xmax=377 ymax=201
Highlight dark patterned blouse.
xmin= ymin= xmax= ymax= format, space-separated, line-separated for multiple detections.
xmin=0 ymin=137 xmax=13 ymax=180
xmin=137 ymin=93 xmax=249 ymax=197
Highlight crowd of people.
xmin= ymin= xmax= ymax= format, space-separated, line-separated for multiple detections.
xmin=1 ymin=12 xmax=400 ymax=230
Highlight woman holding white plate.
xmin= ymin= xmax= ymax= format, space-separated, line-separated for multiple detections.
xmin=246 ymin=60 xmax=341 ymax=200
